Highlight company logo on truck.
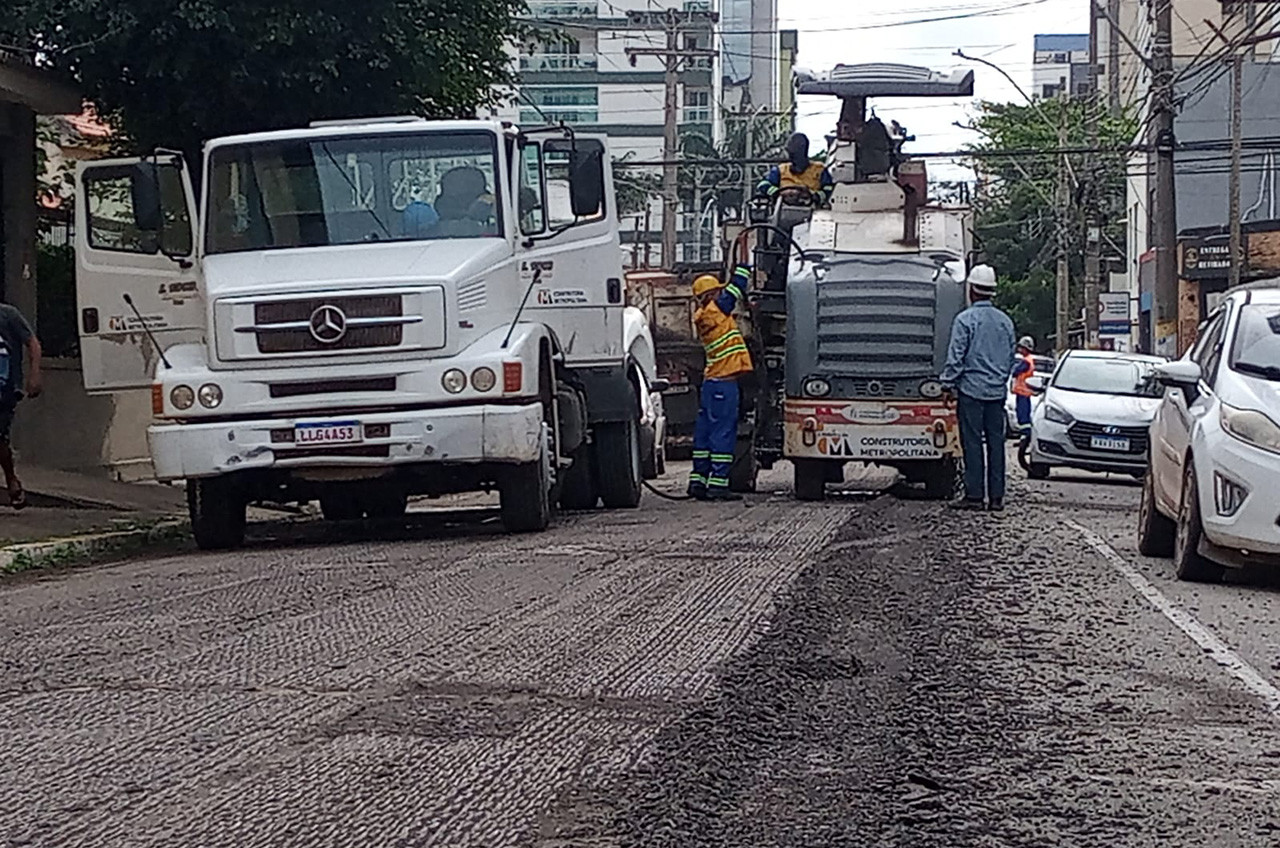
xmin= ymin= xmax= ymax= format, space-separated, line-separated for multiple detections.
xmin=309 ymin=305 xmax=348 ymax=344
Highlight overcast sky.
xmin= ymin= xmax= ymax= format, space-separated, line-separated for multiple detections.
xmin=779 ymin=0 xmax=1088 ymax=181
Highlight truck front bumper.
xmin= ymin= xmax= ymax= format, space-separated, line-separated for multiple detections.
xmin=148 ymin=403 xmax=544 ymax=481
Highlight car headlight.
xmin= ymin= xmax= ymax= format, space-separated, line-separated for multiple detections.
xmin=471 ymin=367 xmax=497 ymax=393
xmin=442 ymin=369 xmax=467 ymax=394
xmin=919 ymin=379 xmax=944 ymax=399
xmin=197 ymin=383 xmax=223 ymax=409
xmin=803 ymin=377 xmax=831 ymax=398
xmin=170 ymin=385 xmax=195 ymax=410
xmin=1213 ymin=471 xmax=1250 ymax=517
xmin=1220 ymin=403 xmax=1280 ymax=454
xmin=1044 ymin=403 xmax=1074 ymax=425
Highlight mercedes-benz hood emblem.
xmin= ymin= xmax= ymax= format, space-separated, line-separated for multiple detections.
xmin=309 ymin=304 xmax=348 ymax=344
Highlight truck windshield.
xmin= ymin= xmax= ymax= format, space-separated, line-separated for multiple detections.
xmin=205 ymin=131 xmax=503 ymax=254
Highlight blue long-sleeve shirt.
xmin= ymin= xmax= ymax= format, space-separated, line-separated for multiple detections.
xmin=939 ymin=300 xmax=1017 ymax=402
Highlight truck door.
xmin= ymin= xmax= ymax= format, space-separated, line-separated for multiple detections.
xmin=75 ymin=155 xmax=203 ymax=393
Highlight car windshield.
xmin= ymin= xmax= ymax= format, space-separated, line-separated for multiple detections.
xmin=1229 ymin=303 xmax=1280 ymax=381
xmin=1053 ymin=356 xmax=1160 ymax=397
xmin=205 ymin=131 xmax=502 ymax=254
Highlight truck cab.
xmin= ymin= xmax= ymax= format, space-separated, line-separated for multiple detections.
xmin=75 ymin=118 xmax=658 ymax=547
xmin=742 ymin=64 xmax=978 ymax=500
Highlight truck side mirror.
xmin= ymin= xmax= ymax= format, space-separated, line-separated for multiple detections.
xmin=130 ymin=162 xmax=163 ymax=234
xmin=569 ymin=146 xmax=604 ymax=218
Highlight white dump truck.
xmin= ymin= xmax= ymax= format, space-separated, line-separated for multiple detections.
xmin=74 ymin=117 xmax=665 ymax=548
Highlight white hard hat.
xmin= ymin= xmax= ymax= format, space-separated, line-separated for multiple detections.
xmin=966 ymin=264 xmax=998 ymax=293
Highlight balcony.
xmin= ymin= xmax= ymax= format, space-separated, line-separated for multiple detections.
xmin=520 ymin=108 xmax=599 ymax=125
xmin=518 ymin=53 xmax=599 ymax=72
xmin=526 ymin=0 xmax=598 ymax=18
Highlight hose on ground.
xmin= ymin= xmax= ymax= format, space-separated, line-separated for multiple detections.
xmin=642 ymin=479 xmax=693 ymax=501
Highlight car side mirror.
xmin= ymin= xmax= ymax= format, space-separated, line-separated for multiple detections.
xmin=649 ymin=378 xmax=671 ymax=394
xmin=1155 ymin=361 xmax=1202 ymax=400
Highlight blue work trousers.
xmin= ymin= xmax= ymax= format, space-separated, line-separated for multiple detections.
xmin=957 ymin=393 xmax=1007 ymax=503
xmin=1015 ymin=394 xmax=1032 ymax=432
xmin=691 ymin=378 xmax=739 ymax=491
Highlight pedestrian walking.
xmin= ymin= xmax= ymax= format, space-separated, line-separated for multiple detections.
xmin=939 ymin=265 xmax=1016 ymax=512
xmin=687 ymin=265 xmax=754 ymax=502
xmin=0 ymin=301 xmax=42 ymax=510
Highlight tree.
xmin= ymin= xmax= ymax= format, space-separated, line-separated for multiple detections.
xmin=613 ymin=154 xmax=661 ymax=219
xmin=966 ymin=99 xmax=1137 ymax=345
xmin=5 ymin=0 xmax=527 ymax=171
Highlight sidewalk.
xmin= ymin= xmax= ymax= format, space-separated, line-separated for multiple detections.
xmin=0 ymin=466 xmax=187 ymax=544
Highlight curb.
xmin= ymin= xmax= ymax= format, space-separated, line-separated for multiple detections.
xmin=0 ymin=520 xmax=190 ymax=575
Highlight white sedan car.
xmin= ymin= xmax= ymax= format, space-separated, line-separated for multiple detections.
xmin=1026 ymin=351 xmax=1168 ymax=479
xmin=1139 ymin=283 xmax=1280 ymax=582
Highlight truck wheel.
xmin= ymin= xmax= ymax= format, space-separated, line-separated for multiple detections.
xmin=1173 ymin=464 xmax=1223 ymax=583
xmin=363 ymin=490 xmax=408 ymax=520
xmin=794 ymin=459 xmax=826 ymax=502
xmin=922 ymin=458 xmax=962 ymax=500
xmin=188 ymin=477 xmax=246 ymax=551
xmin=641 ymin=422 xmax=659 ymax=480
xmin=501 ymin=429 xmax=553 ymax=533
xmin=729 ymin=437 xmax=758 ymax=493
xmin=559 ymin=444 xmax=599 ymax=510
xmin=594 ymin=418 xmax=643 ymax=509
xmin=1137 ymin=465 xmax=1175 ymax=558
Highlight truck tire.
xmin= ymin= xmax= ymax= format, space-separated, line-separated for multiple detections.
xmin=641 ymin=423 xmax=659 ymax=480
xmin=794 ymin=459 xmax=826 ymax=502
xmin=921 ymin=457 xmax=962 ymax=500
xmin=363 ymin=490 xmax=409 ymax=520
xmin=320 ymin=495 xmax=363 ymax=522
xmin=559 ymin=444 xmax=599 ymax=510
xmin=594 ymin=418 xmax=643 ymax=509
xmin=188 ymin=477 xmax=246 ymax=551
xmin=501 ymin=430 xmax=553 ymax=533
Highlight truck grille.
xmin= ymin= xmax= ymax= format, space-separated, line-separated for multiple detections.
xmin=1067 ymin=421 xmax=1150 ymax=455
xmin=249 ymin=295 xmax=406 ymax=354
xmin=816 ymin=280 xmax=937 ymax=377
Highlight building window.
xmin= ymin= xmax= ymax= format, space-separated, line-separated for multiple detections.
xmin=1041 ymin=84 xmax=1060 ymax=99
xmin=683 ymin=89 xmax=711 ymax=123
xmin=526 ymin=0 xmax=598 ymax=18
xmin=683 ymin=34 xmax=711 ymax=71
xmin=522 ymin=86 xmax=599 ymax=124
xmin=683 ymin=0 xmax=711 ymax=9
xmin=1053 ymin=52 xmax=1068 ymax=63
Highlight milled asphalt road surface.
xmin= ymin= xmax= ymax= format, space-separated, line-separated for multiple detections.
xmin=4 ymin=459 xmax=1280 ymax=846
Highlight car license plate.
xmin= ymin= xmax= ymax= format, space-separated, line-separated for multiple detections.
xmin=1090 ymin=435 xmax=1130 ymax=452
xmin=295 ymin=422 xmax=362 ymax=446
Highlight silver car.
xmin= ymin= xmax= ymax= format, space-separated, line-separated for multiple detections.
xmin=1027 ymin=350 xmax=1168 ymax=479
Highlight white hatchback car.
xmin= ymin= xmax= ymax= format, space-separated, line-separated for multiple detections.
xmin=1139 ymin=283 xmax=1280 ymax=581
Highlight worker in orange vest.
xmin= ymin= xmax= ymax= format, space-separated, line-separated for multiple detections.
xmin=1011 ymin=335 xmax=1037 ymax=436
xmin=688 ymin=265 xmax=755 ymax=501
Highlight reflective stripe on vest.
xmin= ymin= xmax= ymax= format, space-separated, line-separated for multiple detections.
xmin=695 ymin=302 xmax=753 ymax=379
xmin=1013 ymin=353 xmax=1036 ymax=397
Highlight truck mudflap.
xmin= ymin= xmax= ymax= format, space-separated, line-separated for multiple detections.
xmin=782 ymin=399 xmax=960 ymax=461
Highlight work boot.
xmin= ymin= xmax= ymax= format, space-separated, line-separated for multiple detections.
xmin=947 ymin=498 xmax=985 ymax=511
xmin=989 ymin=498 xmax=1006 ymax=512
xmin=705 ymin=488 xmax=743 ymax=502
xmin=687 ymin=484 xmax=708 ymax=501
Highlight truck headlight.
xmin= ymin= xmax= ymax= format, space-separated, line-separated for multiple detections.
xmin=471 ymin=367 xmax=497 ymax=393
xmin=803 ymin=377 xmax=831 ymax=397
xmin=919 ymin=380 xmax=943 ymax=399
xmin=170 ymin=385 xmax=195 ymax=410
xmin=198 ymin=383 xmax=223 ymax=409
xmin=1220 ymin=403 xmax=1280 ymax=454
xmin=442 ymin=369 xmax=467 ymax=394
xmin=1044 ymin=403 xmax=1074 ymax=425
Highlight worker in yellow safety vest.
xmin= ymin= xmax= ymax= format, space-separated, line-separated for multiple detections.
xmin=755 ymin=133 xmax=834 ymax=206
xmin=688 ymin=265 xmax=755 ymax=501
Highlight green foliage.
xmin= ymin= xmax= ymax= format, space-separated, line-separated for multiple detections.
xmin=679 ymin=112 xmax=790 ymax=215
xmin=613 ymin=153 xmax=661 ymax=219
xmin=6 ymin=0 xmax=528 ymax=168
xmin=968 ymin=99 xmax=1137 ymax=344
xmin=36 ymin=242 xmax=79 ymax=358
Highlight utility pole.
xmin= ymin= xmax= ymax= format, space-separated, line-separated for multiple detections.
xmin=1107 ymin=0 xmax=1121 ymax=116
xmin=1150 ymin=0 xmax=1177 ymax=355
xmin=625 ymin=9 xmax=717 ymax=270
xmin=1056 ymin=93 xmax=1071 ymax=354
xmin=1085 ymin=2 xmax=1103 ymax=349
xmin=1229 ymin=51 xmax=1244 ymax=289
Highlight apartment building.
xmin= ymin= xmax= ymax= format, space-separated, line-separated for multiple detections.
xmin=1032 ymin=33 xmax=1092 ymax=99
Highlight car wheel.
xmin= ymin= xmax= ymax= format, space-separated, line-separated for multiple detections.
xmin=1173 ymin=462 xmax=1224 ymax=583
xmin=1137 ymin=465 xmax=1176 ymax=558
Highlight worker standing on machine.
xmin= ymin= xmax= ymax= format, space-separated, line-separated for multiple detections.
xmin=688 ymin=266 xmax=755 ymax=502
xmin=754 ymin=132 xmax=834 ymax=207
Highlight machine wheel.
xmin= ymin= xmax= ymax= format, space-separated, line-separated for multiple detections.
xmin=594 ymin=418 xmax=643 ymax=509
xmin=501 ymin=430 xmax=553 ymax=533
xmin=729 ymin=438 xmax=758 ymax=493
xmin=921 ymin=457 xmax=962 ymax=501
xmin=188 ymin=477 xmax=246 ymax=551
xmin=793 ymin=458 xmax=826 ymax=502
xmin=363 ymin=489 xmax=409 ymax=520
xmin=641 ymin=423 xmax=659 ymax=480
xmin=1027 ymin=463 xmax=1051 ymax=481
xmin=1173 ymin=464 xmax=1224 ymax=583
xmin=1137 ymin=465 xmax=1176 ymax=558
xmin=320 ymin=496 xmax=363 ymax=522
xmin=559 ymin=443 xmax=599 ymax=510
